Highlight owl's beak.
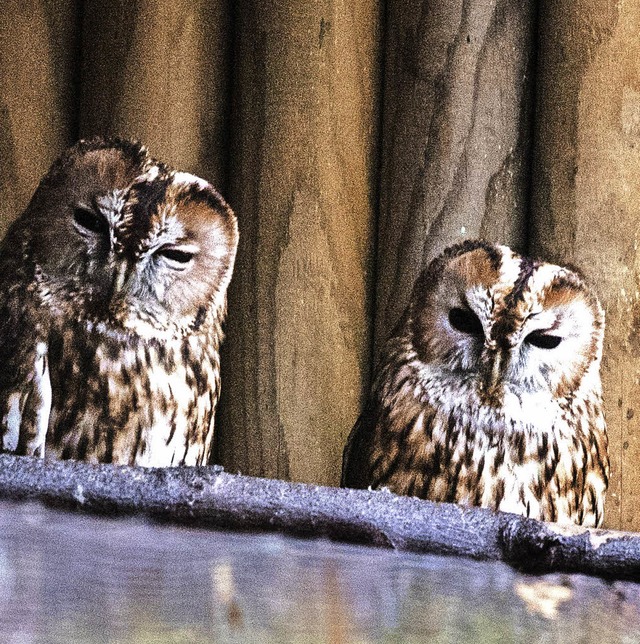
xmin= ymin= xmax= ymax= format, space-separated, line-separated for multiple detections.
xmin=487 ymin=352 xmax=503 ymax=390
xmin=483 ymin=340 xmax=505 ymax=394
xmin=112 ymin=260 xmax=130 ymax=296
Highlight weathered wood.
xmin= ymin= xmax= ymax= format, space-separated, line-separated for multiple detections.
xmin=530 ymin=1 xmax=640 ymax=531
xmin=0 ymin=0 xmax=78 ymax=236
xmin=80 ymin=0 xmax=231 ymax=189
xmin=375 ymin=0 xmax=535 ymax=352
xmin=219 ymin=2 xmax=381 ymax=485
xmin=501 ymin=517 xmax=640 ymax=580
xmin=1 ymin=455 xmax=640 ymax=581
xmin=2 ymin=502 xmax=639 ymax=641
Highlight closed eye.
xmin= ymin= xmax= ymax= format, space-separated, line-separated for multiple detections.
xmin=155 ymin=245 xmax=197 ymax=267
xmin=73 ymin=206 xmax=109 ymax=235
xmin=525 ymin=331 xmax=562 ymax=349
xmin=448 ymin=307 xmax=483 ymax=335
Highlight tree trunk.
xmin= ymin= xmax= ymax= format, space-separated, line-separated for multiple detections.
xmin=80 ymin=0 xmax=231 ymax=189
xmin=374 ymin=0 xmax=535 ymax=352
xmin=530 ymin=0 xmax=640 ymax=531
xmin=0 ymin=0 xmax=79 ymax=235
xmin=218 ymin=1 xmax=382 ymax=486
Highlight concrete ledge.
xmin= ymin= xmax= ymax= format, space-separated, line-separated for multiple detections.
xmin=0 ymin=454 xmax=638 ymax=581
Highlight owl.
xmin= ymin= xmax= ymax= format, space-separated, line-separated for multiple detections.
xmin=0 ymin=137 xmax=238 ymax=467
xmin=342 ymin=240 xmax=609 ymax=527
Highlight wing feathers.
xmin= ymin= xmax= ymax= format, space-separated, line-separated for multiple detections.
xmin=1 ymin=342 xmax=51 ymax=457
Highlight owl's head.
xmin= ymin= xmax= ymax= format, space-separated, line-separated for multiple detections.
xmin=18 ymin=137 xmax=238 ymax=338
xmin=406 ymin=240 xmax=604 ymax=401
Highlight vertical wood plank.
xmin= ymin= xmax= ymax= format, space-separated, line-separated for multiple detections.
xmin=375 ymin=0 xmax=535 ymax=352
xmin=219 ymin=1 xmax=381 ymax=485
xmin=0 ymin=0 xmax=78 ymax=235
xmin=80 ymin=0 xmax=231 ymax=188
xmin=531 ymin=1 xmax=640 ymax=531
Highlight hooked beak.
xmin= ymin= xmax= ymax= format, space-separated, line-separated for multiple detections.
xmin=486 ymin=349 xmax=504 ymax=391
xmin=112 ymin=259 xmax=130 ymax=296
xmin=483 ymin=336 xmax=506 ymax=394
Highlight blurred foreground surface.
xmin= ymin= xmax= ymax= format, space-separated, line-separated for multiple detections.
xmin=0 ymin=501 xmax=638 ymax=643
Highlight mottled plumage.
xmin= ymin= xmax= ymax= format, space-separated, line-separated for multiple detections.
xmin=0 ymin=137 xmax=238 ymax=466
xmin=342 ymin=240 xmax=609 ymax=526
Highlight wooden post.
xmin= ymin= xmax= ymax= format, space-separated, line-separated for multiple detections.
xmin=218 ymin=2 xmax=382 ymax=486
xmin=0 ymin=0 xmax=78 ymax=235
xmin=531 ymin=1 xmax=640 ymax=531
xmin=374 ymin=0 xmax=535 ymax=352
xmin=80 ymin=0 xmax=231 ymax=188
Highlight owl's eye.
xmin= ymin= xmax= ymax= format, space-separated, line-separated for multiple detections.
xmin=525 ymin=331 xmax=562 ymax=349
xmin=448 ymin=307 xmax=483 ymax=335
xmin=73 ymin=207 xmax=109 ymax=235
xmin=156 ymin=246 xmax=196 ymax=267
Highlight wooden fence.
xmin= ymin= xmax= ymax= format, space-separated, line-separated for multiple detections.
xmin=1 ymin=0 xmax=639 ymax=530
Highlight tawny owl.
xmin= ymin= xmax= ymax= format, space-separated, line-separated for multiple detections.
xmin=342 ymin=240 xmax=609 ymax=527
xmin=0 ymin=137 xmax=238 ymax=466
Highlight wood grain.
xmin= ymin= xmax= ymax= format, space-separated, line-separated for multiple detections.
xmin=80 ymin=0 xmax=231 ymax=189
xmin=374 ymin=0 xmax=535 ymax=353
xmin=218 ymin=2 xmax=382 ymax=485
xmin=531 ymin=1 xmax=640 ymax=532
xmin=0 ymin=0 xmax=78 ymax=235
